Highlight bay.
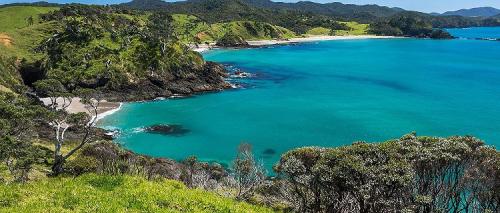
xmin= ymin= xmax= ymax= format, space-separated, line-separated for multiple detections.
xmin=100 ymin=27 xmax=500 ymax=169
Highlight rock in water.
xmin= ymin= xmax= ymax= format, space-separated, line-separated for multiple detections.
xmin=145 ymin=124 xmax=190 ymax=136
xmin=263 ymin=148 xmax=277 ymax=155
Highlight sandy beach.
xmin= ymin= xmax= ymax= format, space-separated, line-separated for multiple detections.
xmin=247 ymin=35 xmax=398 ymax=46
xmin=192 ymin=35 xmax=398 ymax=52
xmin=40 ymin=97 xmax=122 ymax=122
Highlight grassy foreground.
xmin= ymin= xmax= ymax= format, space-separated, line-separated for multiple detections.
xmin=0 ymin=174 xmax=275 ymax=212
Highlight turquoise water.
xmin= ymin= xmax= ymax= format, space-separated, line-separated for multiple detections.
xmin=100 ymin=28 xmax=500 ymax=169
xmin=446 ymin=27 xmax=500 ymax=39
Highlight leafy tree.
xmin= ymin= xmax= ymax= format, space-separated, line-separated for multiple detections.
xmin=369 ymin=14 xmax=453 ymax=39
xmin=0 ymin=92 xmax=48 ymax=182
xmin=274 ymin=133 xmax=499 ymax=212
xmin=216 ymin=31 xmax=249 ymax=47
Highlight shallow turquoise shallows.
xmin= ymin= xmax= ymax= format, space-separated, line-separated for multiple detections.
xmin=100 ymin=28 xmax=500 ymax=169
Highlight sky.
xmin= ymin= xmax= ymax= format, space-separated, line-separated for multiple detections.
xmin=1 ymin=0 xmax=500 ymax=13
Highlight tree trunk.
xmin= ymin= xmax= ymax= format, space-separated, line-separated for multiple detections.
xmin=51 ymin=154 xmax=65 ymax=176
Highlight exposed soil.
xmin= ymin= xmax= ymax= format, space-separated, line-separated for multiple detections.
xmin=0 ymin=33 xmax=13 ymax=47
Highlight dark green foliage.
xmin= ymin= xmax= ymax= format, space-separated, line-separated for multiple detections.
xmin=121 ymin=0 xmax=358 ymax=35
xmin=0 ymin=92 xmax=49 ymax=182
xmin=0 ymin=56 xmax=24 ymax=93
xmin=368 ymin=22 xmax=402 ymax=36
xmin=273 ymin=133 xmax=499 ymax=212
xmin=216 ymin=32 xmax=249 ymax=47
xmin=120 ymin=0 xmax=500 ymax=34
xmin=369 ymin=14 xmax=453 ymax=38
xmin=430 ymin=29 xmax=455 ymax=39
xmin=33 ymin=5 xmax=206 ymax=95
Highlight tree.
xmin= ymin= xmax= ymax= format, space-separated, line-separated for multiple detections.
xmin=0 ymin=92 xmax=48 ymax=182
xmin=232 ymin=143 xmax=266 ymax=200
xmin=216 ymin=31 xmax=249 ymax=47
xmin=34 ymin=80 xmax=103 ymax=175
xmin=274 ymin=133 xmax=499 ymax=212
xmin=26 ymin=16 xmax=34 ymax=26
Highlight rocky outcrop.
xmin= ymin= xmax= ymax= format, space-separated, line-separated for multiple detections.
xmin=144 ymin=124 xmax=190 ymax=136
xmin=104 ymin=62 xmax=232 ymax=102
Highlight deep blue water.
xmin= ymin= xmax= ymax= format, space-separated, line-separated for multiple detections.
xmin=100 ymin=27 xmax=500 ymax=169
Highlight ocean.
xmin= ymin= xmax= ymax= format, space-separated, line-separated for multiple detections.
xmin=99 ymin=27 xmax=500 ymax=169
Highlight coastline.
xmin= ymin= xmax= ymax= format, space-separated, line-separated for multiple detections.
xmin=40 ymin=36 xmax=398 ymax=120
xmin=95 ymin=102 xmax=123 ymax=122
xmin=193 ymin=35 xmax=399 ymax=52
xmin=40 ymin=97 xmax=122 ymax=123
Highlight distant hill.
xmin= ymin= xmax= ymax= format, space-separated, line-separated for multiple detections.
xmin=441 ymin=7 xmax=500 ymax=17
xmin=242 ymin=0 xmax=404 ymax=19
xmin=120 ymin=0 xmax=364 ymax=34
xmin=122 ymin=0 xmax=404 ymax=22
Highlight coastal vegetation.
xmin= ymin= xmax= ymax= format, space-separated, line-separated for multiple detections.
xmin=369 ymin=14 xmax=453 ymax=38
xmin=172 ymin=14 xmax=296 ymax=43
xmin=0 ymin=2 xmax=499 ymax=213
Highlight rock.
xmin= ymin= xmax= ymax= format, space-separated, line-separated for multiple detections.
xmin=263 ymin=148 xmax=277 ymax=155
xmin=103 ymin=129 xmax=120 ymax=140
xmin=102 ymin=61 xmax=230 ymax=102
xmin=230 ymin=71 xmax=253 ymax=78
xmin=144 ymin=124 xmax=190 ymax=136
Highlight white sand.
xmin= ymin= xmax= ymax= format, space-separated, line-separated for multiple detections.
xmin=40 ymin=97 xmax=122 ymax=122
xmin=246 ymin=35 xmax=398 ymax=46
xmin=191 ymin=35 xmax=399 ymax=52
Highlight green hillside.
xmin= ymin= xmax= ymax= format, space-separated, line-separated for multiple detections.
xmin=0 ymin=5 xmax=230 ymax=100
xmin=172 ymin=14 xmax=295 ymax=42
xmin=0 ymin=6 xmax=57 ymax=32
xmin=0 ymin=6 xmax=59 ymax=60
xmin=0 ymin=174 xmax=274 ymax=212
xmin=305 ymin=21 xmax=369 ymax=36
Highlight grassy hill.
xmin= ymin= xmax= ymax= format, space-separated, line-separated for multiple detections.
xmin=0 ymin=5 xmax=231 ymax=100
xmin=173 ymin=14 xmax=295 ymax=42
xmin=0 ymin=6 xmax=59 ymax=60
xmin=0 ymin=6 xmax=57 ymax=32
xmin=0 ymin=174 xmax=275 ymax=212
xmin=305 ymin=21 xmax=369 ymax=36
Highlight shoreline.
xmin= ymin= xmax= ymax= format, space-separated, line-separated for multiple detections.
xmin=192 ymin=35 xmax=400 ymax=52
xmin=95 ymin=102 xmax=123 ymax=122
xmin=40 ymin=97 xmax=123 ymax=123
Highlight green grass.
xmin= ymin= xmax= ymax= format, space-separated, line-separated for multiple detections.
xmin=172 ymin=14 xmax=296 ymax=42
xmin=306 ymin=27 xmax=331 ymax=35
xmin=306 ymin=22 xmax=370 ymax=36
xmin=334 ymin=22 xmax=370 ymax=36
xmin=0 ymin=174 xmax=276 ymax=212
xmin=0 ymin=6 xmax=59 ymax=60
xmin=0 ymin=6 xmax=57 ymax=32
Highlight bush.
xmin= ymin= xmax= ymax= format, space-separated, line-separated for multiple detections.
xmin=273 ymin=133 xmax=500 ymax=212
xmin=216 ymin=32 xmax=249 ymax=47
